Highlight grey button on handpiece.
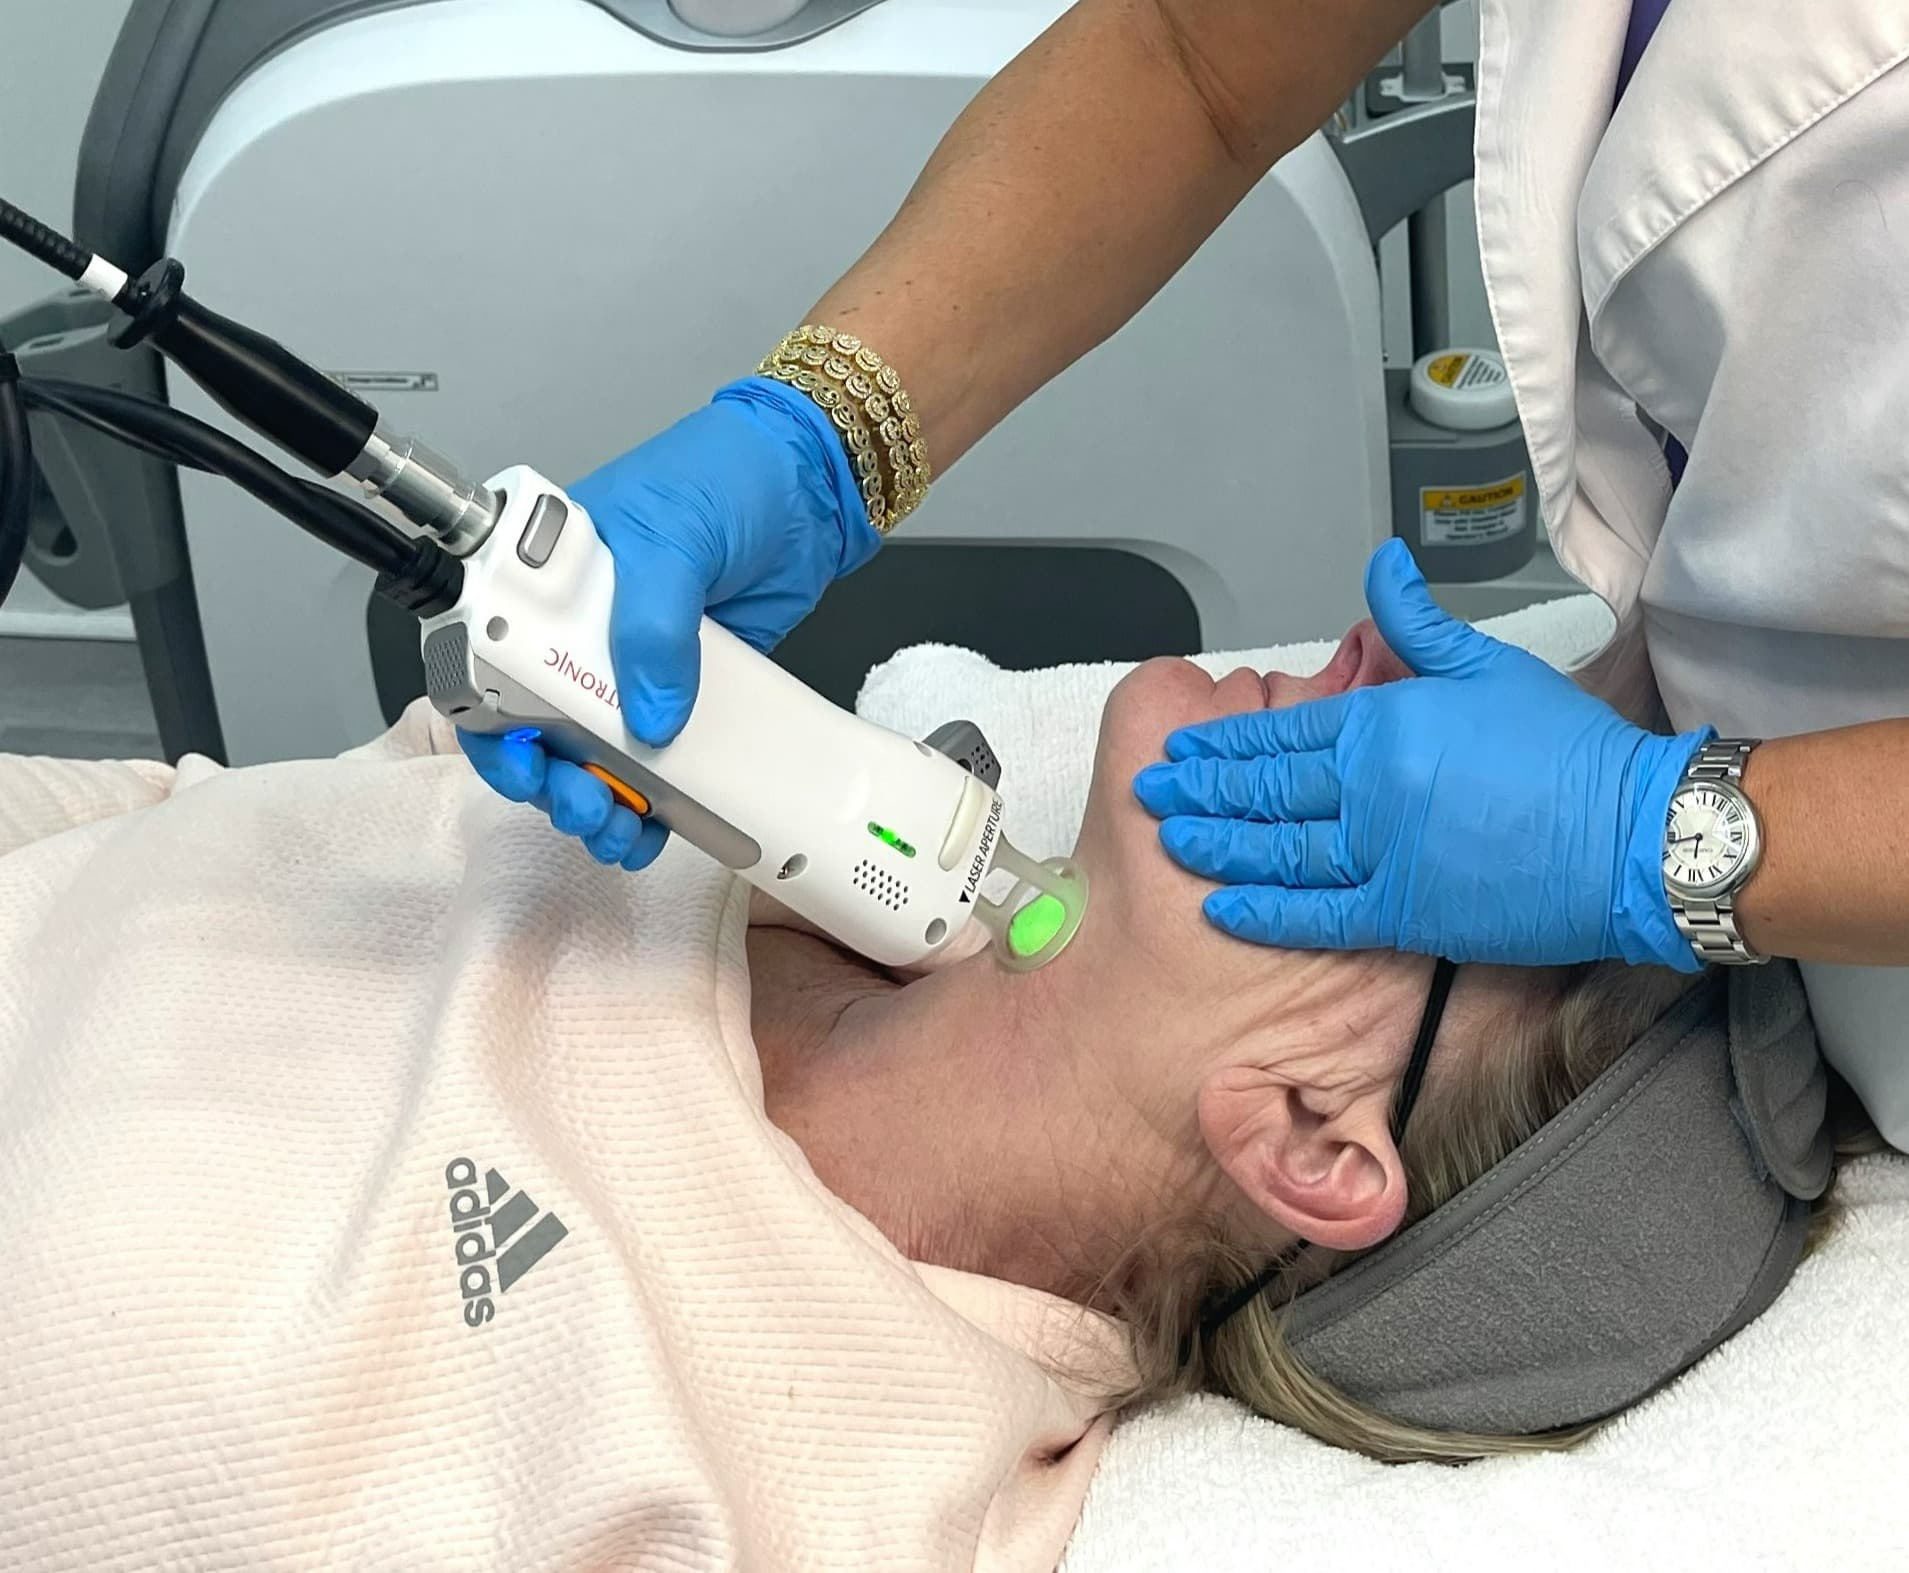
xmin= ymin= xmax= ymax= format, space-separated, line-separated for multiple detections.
xmin=923 ymin=721 xmax=1002 ymax=789
xmin=517 ymin=495 xmax=569 ymax=568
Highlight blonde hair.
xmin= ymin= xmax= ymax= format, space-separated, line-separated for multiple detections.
xmin=1096 ymin=962 xmax=1859 ymax=1464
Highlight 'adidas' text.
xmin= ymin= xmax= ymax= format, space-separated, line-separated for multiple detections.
xmin=444 ymin=1157 xmax=568 ymax=1328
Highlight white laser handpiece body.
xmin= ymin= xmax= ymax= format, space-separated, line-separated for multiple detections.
xmin=418 ymin=468 xmax=1077 ymax=970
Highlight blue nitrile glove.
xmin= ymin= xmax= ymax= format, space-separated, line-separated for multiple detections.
xmin=1132 ymin=539 xmax=1709 ymax=969
xmin=459 ymin=376 xmax=880 ymax=869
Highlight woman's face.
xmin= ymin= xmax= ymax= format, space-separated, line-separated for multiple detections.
xmin=1069 ymin=622 xmax=1408 ymax=941
xmin=1027 ymin=621 xmax=1421 ymax=1252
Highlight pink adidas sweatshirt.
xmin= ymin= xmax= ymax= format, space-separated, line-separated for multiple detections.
xmin=0 ymin=704 xmax=1120 ymax=1571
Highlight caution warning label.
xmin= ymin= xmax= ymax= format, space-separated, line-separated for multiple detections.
xmin=1423 ymin=352 xmax=1507 ymax=392
xmin=1420 ymin=473 xmax=1528 ymax=547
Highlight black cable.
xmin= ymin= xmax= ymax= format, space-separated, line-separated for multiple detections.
xmin=23 ymin=378 xmax=413 ymax=577
xmin=0 ymin=197 xmax=462 ymax=619
xmin=25 ymin=379 xmax=402 ymax=558
xmin=26 ymin=380 xmax=416 ymax=570
xmin=0 ymin=197 xmax=91 ymax=283
xmin=24 ymin=381 xmax=216 ymax=471
xmin=0 ymin=373 xmax=462 ymax=617
xmin=0 ymin=338 xmax=30 ymax=606
xmin=110 ymin=259 xmax=378 ymax=476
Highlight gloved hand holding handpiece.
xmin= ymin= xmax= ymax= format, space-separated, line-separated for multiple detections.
xmin=458 ymin=377 xmax=880 ymax=869
xmin=1134 ymin=539 xmax=1710 ymax=971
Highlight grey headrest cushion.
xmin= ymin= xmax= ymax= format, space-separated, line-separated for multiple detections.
xmin=1281 ymin=963 xmax=1827 ymax=1436
xmin=1729 ymin=959 xmax=1833 ymax=1199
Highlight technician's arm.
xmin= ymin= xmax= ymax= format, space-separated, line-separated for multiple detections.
xmin=1734 ymin=723 xmax=1909 ymax=967
xmin=466 ymin=0 xmax=1432 ymax=865
xmin=811 ymin=0 xmax=1435 ymax=465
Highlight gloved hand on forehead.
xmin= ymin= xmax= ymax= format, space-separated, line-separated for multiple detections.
xmin=459 ymin=376 xmax=880 ymax=870
xmin=1133 ymin=539 xmax=1709 ymax=970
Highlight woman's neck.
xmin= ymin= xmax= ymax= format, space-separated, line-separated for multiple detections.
xmin=748 ymin=926 xmax=1196 ymax=1300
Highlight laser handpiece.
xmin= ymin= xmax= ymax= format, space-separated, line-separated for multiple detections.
xmin=416 ymin=466 xmax=1087 ymax=969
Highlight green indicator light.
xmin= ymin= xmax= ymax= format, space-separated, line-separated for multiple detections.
xmin=866 ymin=822 xmax=916 ymax=858
xmin=1008 ymin=894 xmax=1068 ymax=959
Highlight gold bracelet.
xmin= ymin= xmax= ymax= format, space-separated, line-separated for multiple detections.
xmin=758 ymin=325 xmax=933 ymax=534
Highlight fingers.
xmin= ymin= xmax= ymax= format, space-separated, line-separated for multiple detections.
xmin=462 ymin=732 xmax=668 ymax=872
xmin=543 ymin=764 xmax=671 ymax=870
xmin=1133 ymin=753 xmax=1340 ymax=822
xmin=619 ymin=816 xmax=672 ymax=873
xmin=458 ymin=729 xmax=548 ymax=803
xmin=540 ymin=760 xmax=617 ymax=840
xmin=582 ymin=804 xmax=645 ymax=866
xmin=1164 ymin=693 xmax=1355 ymax=762
xmin=578 ymin=805 xmax=673 ymax=871
xmin=1364 ymin=538 xmax=1497 ymax=681
xmin=1159 ymin=816 xmax=1360 ymax=888
xmin=606 ymin=540 xmax=709 ymax=748
xmin=1201 ymin=886 xmax=1383 ymax=951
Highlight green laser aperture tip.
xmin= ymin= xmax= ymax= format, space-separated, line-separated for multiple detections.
xmin=1007 ymin=893 xmax=1069 ymax=959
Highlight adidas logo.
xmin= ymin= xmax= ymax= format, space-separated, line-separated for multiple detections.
xmin=444 ymin=1157 xmax=568 ymax=1329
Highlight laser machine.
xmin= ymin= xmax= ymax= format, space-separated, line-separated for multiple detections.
xmin=5 ymin=0 xmax=1535 ymax=766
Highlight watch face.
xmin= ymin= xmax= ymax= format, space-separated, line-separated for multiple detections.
xmin=1663 ymin=783 xmax=1754 ymax=897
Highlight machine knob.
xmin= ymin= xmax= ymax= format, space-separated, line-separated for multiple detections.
xmin=668 ymin=0 xmax=810 ymax=36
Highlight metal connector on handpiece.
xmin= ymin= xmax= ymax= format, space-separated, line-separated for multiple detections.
xmin=346 ymin=424 xmax=500 ymax=556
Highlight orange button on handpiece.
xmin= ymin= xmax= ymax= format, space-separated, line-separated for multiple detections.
xmin=583 ymin=763 xmax=651 ymax=816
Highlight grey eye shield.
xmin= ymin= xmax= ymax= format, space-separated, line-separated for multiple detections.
xmin=1208 ymin=960 xmax=1831 ymax=1437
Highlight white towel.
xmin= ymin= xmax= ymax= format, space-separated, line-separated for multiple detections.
xmin=856 ymin=595 xmax=1909 ymax=1572
xmin=1057 ymin=1155 xmax=1909 ymax=1572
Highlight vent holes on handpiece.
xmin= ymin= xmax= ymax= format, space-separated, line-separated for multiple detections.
xmin=852 ymin=859 xmax=909 ymax=911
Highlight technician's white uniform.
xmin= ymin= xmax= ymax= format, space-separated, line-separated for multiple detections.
xmin=1477 ymin=0 xmax=1909 ymax=1145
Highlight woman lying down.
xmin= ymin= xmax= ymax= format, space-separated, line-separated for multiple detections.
xmin=0 ymin=626 xmax=1848 ymax=1570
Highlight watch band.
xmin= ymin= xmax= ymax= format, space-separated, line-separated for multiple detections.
xmin=1669 ymin=739 xmax=1769 ymax=967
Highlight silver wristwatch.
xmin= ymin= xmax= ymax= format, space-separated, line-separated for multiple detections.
xmin=1661 ymin=739 xmax=1769 ymax=966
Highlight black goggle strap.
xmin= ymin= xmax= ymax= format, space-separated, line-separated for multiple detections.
xmin=1197 ymin=957 xmax=1459 ymax=1339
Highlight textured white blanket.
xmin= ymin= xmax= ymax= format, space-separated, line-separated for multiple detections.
xmin=856 ymin=596 xmax=1909 ymax=1573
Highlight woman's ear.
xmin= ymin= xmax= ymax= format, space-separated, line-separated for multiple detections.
xmin=1197 ymin=1069 xmax=1409 ymax=1252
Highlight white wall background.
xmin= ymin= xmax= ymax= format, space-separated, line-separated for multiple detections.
xmin=0 ymin=0 xmax=138 ymax=320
